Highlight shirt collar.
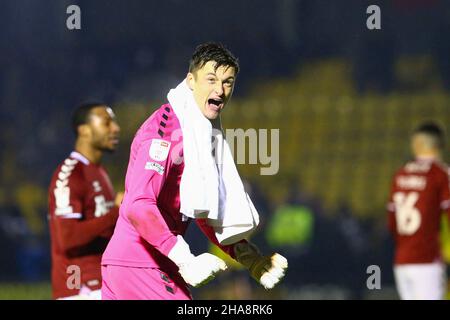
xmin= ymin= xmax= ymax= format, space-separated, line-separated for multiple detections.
xmin=70 ymin=151 xmax=90 ymax=165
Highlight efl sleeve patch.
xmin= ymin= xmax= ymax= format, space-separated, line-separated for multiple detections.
xmin=145 ymin=162 xmax=165 ymax=175
xmin=149 ymin=139 xmax=171 ymax=161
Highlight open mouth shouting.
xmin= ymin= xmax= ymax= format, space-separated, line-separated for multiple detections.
xmin=207 ymin=97 xmax=224 ymax=113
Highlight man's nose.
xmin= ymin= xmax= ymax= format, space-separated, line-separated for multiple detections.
xmin=111 ymin=122 xmax=120 ymax=133
xmin=215 ymin=83 xmax=224 ymax=96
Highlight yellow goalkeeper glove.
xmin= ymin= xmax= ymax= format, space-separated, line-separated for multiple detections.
xmin=234 ymin=242 xmax=288 ymax=289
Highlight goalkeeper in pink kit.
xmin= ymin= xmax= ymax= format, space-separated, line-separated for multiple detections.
xmin=101 ymin=43 xmax=287 ymax=299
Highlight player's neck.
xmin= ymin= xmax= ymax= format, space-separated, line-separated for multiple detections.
xmin=74 ymin=140 xmax=102 ymax=165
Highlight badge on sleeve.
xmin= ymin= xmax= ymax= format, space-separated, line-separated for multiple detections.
xmin=149 ymin=139 xmax=171 ymax=161
xmin=145 ymin=162 xmax=165 ymax=175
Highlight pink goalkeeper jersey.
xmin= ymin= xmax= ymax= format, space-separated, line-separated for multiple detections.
xmin=101 ymin=104 xmax=236 ymax=274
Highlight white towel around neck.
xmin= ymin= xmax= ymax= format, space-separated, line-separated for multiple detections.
xmin=167 ymin=79 xmax=259 ymax=245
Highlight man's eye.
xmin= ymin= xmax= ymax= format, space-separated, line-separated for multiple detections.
xmin=207 ymin=78 xmax=216 ymax=83
xmin=224 ymin=81 xmax=234 ymax=87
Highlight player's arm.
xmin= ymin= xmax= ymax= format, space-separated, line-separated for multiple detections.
xmin=124 ymin=136 xmax=227 ymax=287
xmin=440 ymin=169 xmax=450 ymax=218
xmin=195 ymin=218 xmax=245 ymax=259
xmin=53 ymin=169 xmax=119 ymax=253
xmin=386 ymin=176 xmax=397 ymax=235
xmin=124 ymin=137 xmax=179 ymax=254
xmin=55 ymin=209 xmax=118 ymax=253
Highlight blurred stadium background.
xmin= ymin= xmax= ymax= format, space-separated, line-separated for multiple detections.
xmin=1 ymin=0 xmax=450 ymax=299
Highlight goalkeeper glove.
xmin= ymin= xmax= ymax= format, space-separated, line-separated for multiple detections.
xmin=168 ymin=235 xmax=227 ymax=287
xmin=234 ymin=242 xmax=288 ymax=289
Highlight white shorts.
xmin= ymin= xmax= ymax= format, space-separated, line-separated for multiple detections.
xmin=394 ymin=261 xmax=447 ymax=300
xmin=57 ymin=285 xmax=102 ymax=300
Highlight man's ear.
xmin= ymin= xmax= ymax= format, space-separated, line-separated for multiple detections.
xmin=78 ymin=124 xmax=90 ymax=138
xmin=186 ymin=73 xmax=195 ymax=90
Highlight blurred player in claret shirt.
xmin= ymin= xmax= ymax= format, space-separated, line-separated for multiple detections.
xmin=387 ymin=121 xmax=450 ymax=300
xmin=48 ymin=103 xmax=123 ymax=299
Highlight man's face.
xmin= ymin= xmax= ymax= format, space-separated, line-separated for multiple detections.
xmin=410 ymin=134 xmax=423 ymax=156
xmin=86 ymin=106 xmax=120 ymax=152
xmin=411 ymin=133 xmax=440 ymax=158
xmin=411 ymin=134 xmax=421 ymax=156
xmin=187 ymin=61 xmax=236 ymax=120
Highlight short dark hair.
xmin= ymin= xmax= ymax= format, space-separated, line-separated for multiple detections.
xmin=413 ymin=121 xmax=445 ymax=149
xmin=189 ymin=42 xmax=239 ymax=75
xmin=71 ymin=102 xmax=106 ymax=136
